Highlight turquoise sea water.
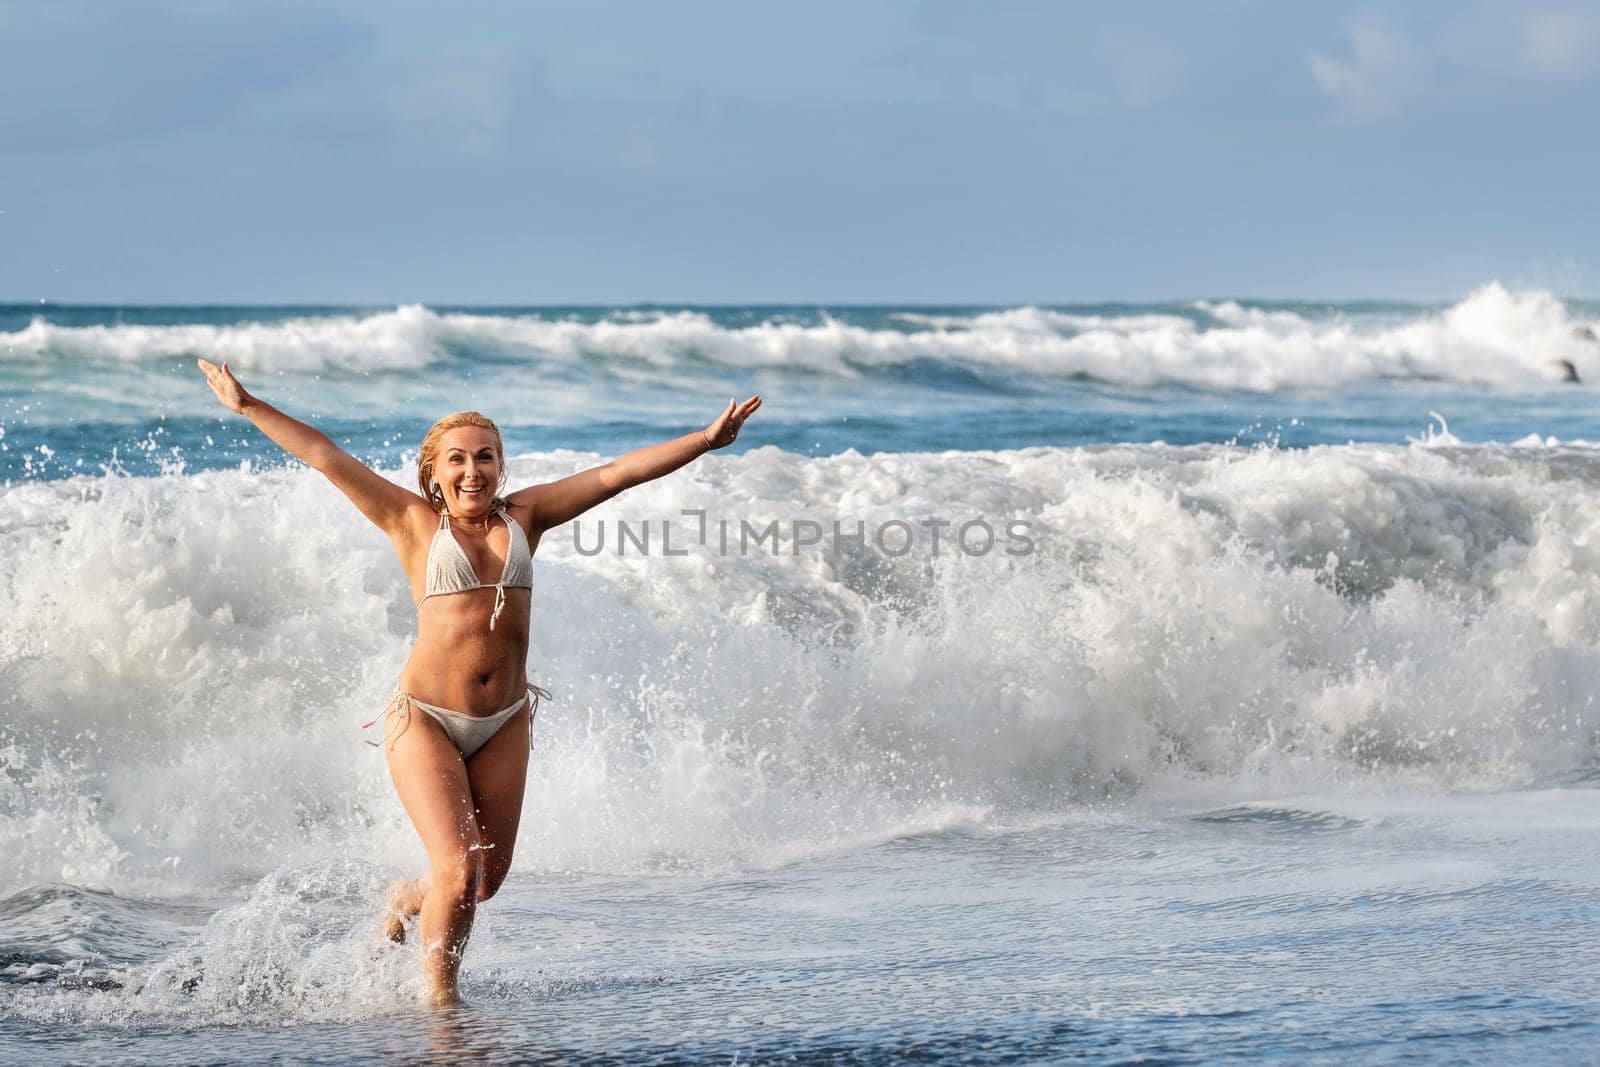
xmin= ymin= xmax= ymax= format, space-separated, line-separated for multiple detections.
xmin=1 ymin=289 xmax=1598 ymax=1062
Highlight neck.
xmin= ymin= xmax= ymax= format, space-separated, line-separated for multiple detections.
xmin=449 ymin=507 xmax=496 ymax=531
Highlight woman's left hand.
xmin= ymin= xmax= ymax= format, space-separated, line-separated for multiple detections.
xmin=704 ymin=395 xmax=763 ymax=450
xmin=197 ymin=358 xmax=252 ymax=414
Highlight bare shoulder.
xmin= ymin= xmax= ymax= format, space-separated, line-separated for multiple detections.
xmin=501 ymin=491 xmax=539 ymax=534
xmin=395 ymin=498 xmax=442 ymax=547
xmin=504 ymin=484 xmax=539 ymax=508
xmin=503 ymin=474 xmax=606 ymax=536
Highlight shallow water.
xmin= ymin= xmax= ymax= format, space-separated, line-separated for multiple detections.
xmin=3 ymin=790 xmax=1596 ymax=1063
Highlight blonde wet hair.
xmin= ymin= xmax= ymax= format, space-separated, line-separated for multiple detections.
xmin=417 ymin=411 xmax=507 ymax=514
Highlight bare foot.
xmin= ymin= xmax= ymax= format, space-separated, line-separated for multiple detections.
xmin=381 ymin=880 xmax=412 ymax=943
xmin=427 ymin=983 xmax=462 ymax=1009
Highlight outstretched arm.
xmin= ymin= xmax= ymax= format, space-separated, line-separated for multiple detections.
xmin=197 ymin=359 xmax=419 ymax=536
xmin=513 ymin=395 xmax=762 ymax=533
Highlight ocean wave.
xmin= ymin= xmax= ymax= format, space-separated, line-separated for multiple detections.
xmin=1 ymin=441 xmax=1598 ymax=896
xmin=2 ymin=283 xmax=1595 ymax=389
xmin=0 ymin=305 xmax=448 ymax=372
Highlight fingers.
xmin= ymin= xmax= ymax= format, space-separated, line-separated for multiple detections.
xmin=197 ymin=357 xmax=247 ymax=415
xmin=698 ymin=393 xmax=759 ymax=450
xmin=731 ymin=395 xmax=762 ymax=426
xmin=712 ymin=396 xmax=759 ymax=422
xmin=198 ymin=358 xmax=232 ymax=384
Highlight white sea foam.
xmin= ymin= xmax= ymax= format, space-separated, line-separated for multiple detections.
xmin=0 ymin=865 xmax=422 ymax=1027
xmin=3 ymin=283 xmax=1594 ymax=389
xmin=1 ymin=441 xmax=1598 ymax=899
xmin=0 ymin=305 xmax=449 ymax=372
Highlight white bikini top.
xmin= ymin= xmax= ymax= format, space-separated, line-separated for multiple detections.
xmin=420 ymin=506 xmax=532 ymax=630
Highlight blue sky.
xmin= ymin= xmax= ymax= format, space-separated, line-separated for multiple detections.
xmin=3 ymin=0 xmax=1598 ymax=304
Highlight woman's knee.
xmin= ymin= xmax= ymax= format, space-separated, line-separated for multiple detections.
xmin=476 ymin=864 xmax=508 ymax=902
xmin=432 ymin=854 xmax=483 ymax=906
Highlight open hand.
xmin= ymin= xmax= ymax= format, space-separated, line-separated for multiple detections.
xmin=197 ymin=358 xmax=251 ymax=414
xmin=704 ymin=395 xmax=762 ymax=449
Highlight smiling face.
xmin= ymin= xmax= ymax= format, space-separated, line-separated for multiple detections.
xmin=416 ymin=411 xmax=507 ymax=517
xmin=433 ymin=426 xmax=502 ymax=518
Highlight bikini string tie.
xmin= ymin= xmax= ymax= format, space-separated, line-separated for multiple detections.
xmin=361 ymin=691 xmax=411 ymax=749
xmin=489 ymin=582 xmax=506 ymax=631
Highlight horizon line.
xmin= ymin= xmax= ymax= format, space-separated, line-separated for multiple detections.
xmin=0 ymin=293 xmax=1527 ymax=311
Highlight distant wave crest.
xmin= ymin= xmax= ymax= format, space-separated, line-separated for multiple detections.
xmin=2 ymin=282 xmax=1594 ymax=389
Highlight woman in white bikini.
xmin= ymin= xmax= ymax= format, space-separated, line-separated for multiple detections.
xmin=197 ymin=357 xmax=761 ymax=1005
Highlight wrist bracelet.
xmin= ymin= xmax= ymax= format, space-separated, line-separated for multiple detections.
xmin=702 ymin=427 xmax=714 ymax=450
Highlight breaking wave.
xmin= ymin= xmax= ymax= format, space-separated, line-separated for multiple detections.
xmin=2 ymin=439 xmax=1598 ymax=899
xmin=3 ymin=283 xmax=1595 ymax=389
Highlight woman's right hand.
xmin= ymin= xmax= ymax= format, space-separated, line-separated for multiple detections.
xmin=197 ymin=358 xmax=252 ymax=414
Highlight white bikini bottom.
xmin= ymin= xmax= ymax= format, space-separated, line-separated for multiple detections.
xmin=367 ymin=684 xmax=550 ymax=758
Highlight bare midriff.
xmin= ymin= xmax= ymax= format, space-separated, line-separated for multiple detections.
xmin=397 ymin=586 xmax=532 ymax=714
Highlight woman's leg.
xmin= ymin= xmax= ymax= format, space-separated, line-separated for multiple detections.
xmin=464 ymin=701 xmax=533 ymax=901
xmin=385 ymin=699 xmax=533 ymax=933
xmin=382 ymin=873 xmax=431 ymax=942
xmin=384 ymin=706 xmax=483 ymax=1006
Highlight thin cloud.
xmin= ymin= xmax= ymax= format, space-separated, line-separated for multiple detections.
xmin=1308 ymin=11 xmax=1424 ymax=117
xmin=1516 ymin=7 xmax=1600 ymax=81
xmin=385 ymin=49 xmax=541 ymax=152
xmin=0 ymin=0 xmax=369 ymax=148
xmin=1101 ymin=27 xmax=1187 ymax=106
